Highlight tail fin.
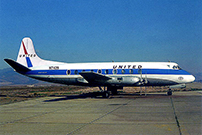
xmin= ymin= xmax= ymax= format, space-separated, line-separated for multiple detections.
xmin=17 ymin=37 xmax=43 ymax=67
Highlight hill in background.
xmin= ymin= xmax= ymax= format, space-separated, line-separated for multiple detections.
xmin=0 ymin=68 xmax=50 ymax=86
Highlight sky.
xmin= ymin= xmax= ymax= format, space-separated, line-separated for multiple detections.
xmin=0 ymin=0 xmax=201 ymax=74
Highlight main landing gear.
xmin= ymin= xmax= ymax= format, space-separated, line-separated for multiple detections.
xmin=99 ymin=86 xmax=110 ymax=98
xmin=107 ymin=86 xmax=118 ymax=95
xmin=98 ymin=86 xmax=119 ymax=98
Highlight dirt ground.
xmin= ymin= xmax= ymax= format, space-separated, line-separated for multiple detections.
xmin=0 ymin=82 xmax=201 ymax=105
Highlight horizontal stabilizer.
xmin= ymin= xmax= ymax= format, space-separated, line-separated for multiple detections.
xmin=4 ymin=59 xmax=31 ymax=73
xmin=79 ymin=72 xmax=111 ymax=84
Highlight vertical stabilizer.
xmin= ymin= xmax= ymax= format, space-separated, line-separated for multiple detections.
xmin=17 ymin=37 xmax=43 ymax=67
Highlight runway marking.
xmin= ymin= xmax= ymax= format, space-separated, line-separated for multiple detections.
xmin=170 ymin=97 xmax=182 ymax=135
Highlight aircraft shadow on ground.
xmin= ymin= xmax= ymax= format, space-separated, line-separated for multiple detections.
xmin=43 ymin=92 xmax=168 ymax=102
xmin=43 ymin=92 xmax=97 ymax=102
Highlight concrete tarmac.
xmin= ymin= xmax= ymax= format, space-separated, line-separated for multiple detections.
xmin=0 ymin=91 xmax=201 ymax=135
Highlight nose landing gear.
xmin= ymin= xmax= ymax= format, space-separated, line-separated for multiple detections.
xmin=167 ymin=89 xmax=172 ymax=96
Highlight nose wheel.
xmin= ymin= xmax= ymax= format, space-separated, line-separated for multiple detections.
xmin=167 ymin=89 xmax=172 ymax=96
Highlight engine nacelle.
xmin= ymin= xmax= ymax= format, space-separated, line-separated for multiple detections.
xmin=107 ymin=76 xmax=140 ymax=86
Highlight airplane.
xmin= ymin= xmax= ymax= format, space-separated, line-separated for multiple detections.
xmin=4 ymin=37 xmax=195 ymax=98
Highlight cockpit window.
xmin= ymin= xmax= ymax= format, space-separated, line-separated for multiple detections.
xmin=178 ymin=66 xmax=182 ymax=70
xmin=173 ymin=65 xmax=182 ymax=70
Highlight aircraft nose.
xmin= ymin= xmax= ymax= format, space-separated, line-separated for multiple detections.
xmin=188 ymin=75 xmax=195 ymax=83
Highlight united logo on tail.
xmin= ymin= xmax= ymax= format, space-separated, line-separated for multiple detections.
xmin=21 ymin=41 xmax=33 ymax=67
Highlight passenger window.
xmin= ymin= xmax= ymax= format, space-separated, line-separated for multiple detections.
xmin=98 ymin=69 xmax=102 ymax=74
xmin=121 ymin=69 xmax=125 ymax=74
xmin=129 ymin=69 xmax=133 ymax=74
xmin=105 ymin=69 xmax=109 ymax=74
xmin=74 ymin=70 xmax=78 ymax=75
xmin=113 ymin=69 xmax=117 ymax=74
xmin=67 ymin=70 xmax=71 ymax=75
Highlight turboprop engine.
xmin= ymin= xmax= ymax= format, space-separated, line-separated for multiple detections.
xmin=107 ymin=76 xmax=140 ymax=86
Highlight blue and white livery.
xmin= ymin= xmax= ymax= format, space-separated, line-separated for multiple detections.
xmin=4 ymin=37 xmax=195 ymax=96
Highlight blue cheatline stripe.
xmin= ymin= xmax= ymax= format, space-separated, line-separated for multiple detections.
xmin=25 ymin=68 xmax=191 ymax=76
xmin=26 ymin=57 xmax=33 ymax=67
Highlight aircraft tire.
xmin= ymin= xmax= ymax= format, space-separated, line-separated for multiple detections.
xmin=107 ymin=86 xmax=119 ymax=95
xmin=167 ymin=90 xmax=172 ymax=96
xmin=111 ymin=90 xmax=118 ymax=95
xmin=102 ymin=91 xmax=110 ymax=98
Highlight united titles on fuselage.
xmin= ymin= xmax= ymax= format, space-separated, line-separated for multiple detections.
xmin=113 ymin=65 xmax=142 ymax=69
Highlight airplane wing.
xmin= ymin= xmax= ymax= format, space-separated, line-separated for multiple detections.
xmin=79 ymin=71 xmax=111 ymax=84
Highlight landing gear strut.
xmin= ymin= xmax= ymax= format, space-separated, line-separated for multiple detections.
xmin=107 ymin=86 xmax=118 ymax=95
xmin=167 ymin=89 xmax=172 ymax=96
xmin=97 ymin=86 xmax=121 ymax=98
xmin=99 ymin=86 xmax=110 ymax=98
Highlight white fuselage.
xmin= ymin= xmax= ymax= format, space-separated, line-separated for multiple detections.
xmin=25 ymin=61 xmax=195 ymax=87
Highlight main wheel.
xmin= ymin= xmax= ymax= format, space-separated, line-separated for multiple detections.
xmin=102 ymin=91 xmax=110 ymax=98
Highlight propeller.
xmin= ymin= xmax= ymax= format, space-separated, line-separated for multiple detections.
xmin=138 ymin=68 xmax=148 ymax=96
xmin=138 ymin=68 xmax=148 ymax=85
